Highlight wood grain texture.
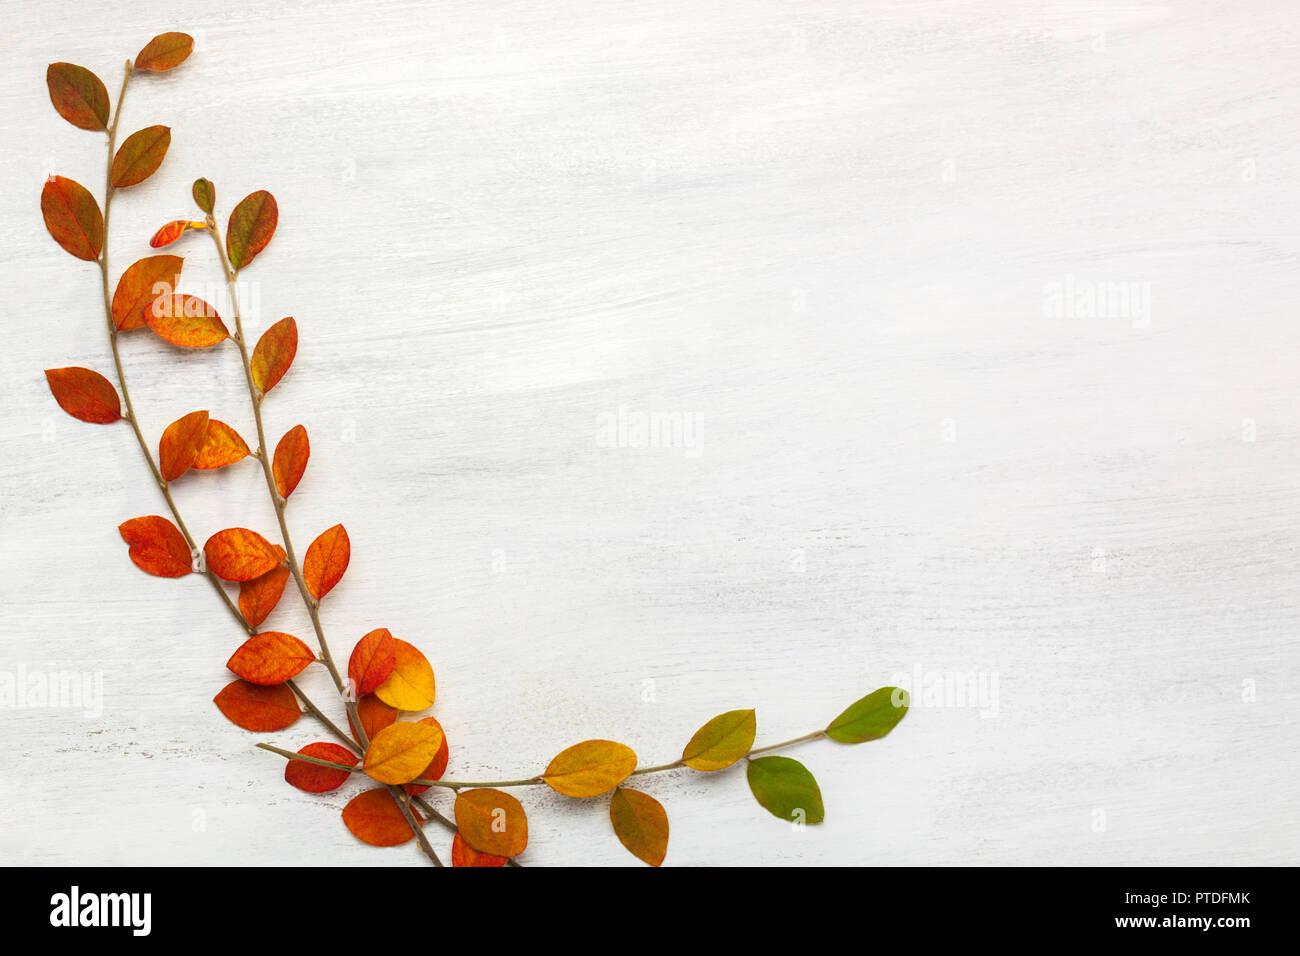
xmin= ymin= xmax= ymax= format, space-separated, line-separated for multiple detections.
xmin=1 ymin=0 xmax=1297 ymax=866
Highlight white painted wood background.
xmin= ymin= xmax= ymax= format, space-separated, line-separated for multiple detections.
xmin=1 ymin=0 xmax=1297 ymax=867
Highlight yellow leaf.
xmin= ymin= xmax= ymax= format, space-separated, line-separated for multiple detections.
xmin=543 ymin=739 xmax=637 ymax=798
xmin=681 ymin=708 xmax=756 ymax=771
xmin=373 ymin=638 xmax=436 ymax=711
xmin=363 ymin=720 xmax=445 ymax=785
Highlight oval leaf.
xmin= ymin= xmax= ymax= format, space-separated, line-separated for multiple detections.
xmin=252 ymin=317 xmax=297 ymax=394
xmin=454 ymin=788 xmax=528 ymax=857
xmin=41 ymin=176 xmax=102 ymax=261
xmin=746 ymin=755 xmax=824 ymax=824
xmin=543 ymin=740 xmax=637 ymax=798
xmin=342 ymin=788 xmax=420 ymax=847
xmin=682 ymin=708 xmax=756 ymax=772
xmin=227 ymin=190 xmax=278 ymax=271
xmin=303 ymin=523 xmax=349 ymax=599
xmin=451 ymin=832 xmax=508 ymax=867
xmin=239 ymin=561 xmax=290 ymax=629
xmin=46 ymin=63 xmax=108 ymax=130
xmin=404 ymin=717 xmax=449 ymax=795
xmin=610 ymin=788 xmax=669 ymax=866
xmin=118 ymin=515 xmax=192 ymax=577
xmin=150 ymin=219 xmax=202 ymax=248
xmin=44 ymin=367 xmax=120 ymax=423
xmin=272 ymin=425 xmax=309 ymax=499
xmin=204 ymin=527 xmax=282 ymax=582
xmin=349 ymin=693 xmax=398 ymax=744
xmin=373 ymin=639 xmax=436 ymax=711
xmin=349 ymin=628 xmax=397 ymax=697
xmin=135 ymin=32 xmax=194 ymax=72
xmin=228 ymin=631 xmax=315 ymax=685
xmin=363 ymin=720 xmax=445 ymax=785
xmin=112 ymin=255 xmax=182 ymax=331
xmin=192 ymin=419 xmax=250 ymax=470
xmin=213 ymin=679 xmax=299 ymax=732
xmin=192 ymin=177 xmax=215 ymax=215
xmin=285 ymin=742 xmax=358 ymax=794
xmin=158 ymin=410 xmax=208 ymax=482
xmin=111 ymin=125 xmax=171 ymax=188
xmin=826 ymin=687 xmax=910 ymax=744
xmin=146 ymin=294 xmax=229 ymax=348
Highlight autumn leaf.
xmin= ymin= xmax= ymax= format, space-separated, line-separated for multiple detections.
xmin=303 ymin=523 xmax=349 ymax=599
xmin=44 ymin=367 xmax=120 ymax=423
xmin=41 ymin=176 xmax=102 ymax=261
xmin=543 ymin=740 xmax=637 ymax=798
xmin=454 ymin=788 xmax=528 ymax=857
xmin=213 ymin=679 xmax=299 ymax=732
xmin=349 ymin=628 xmax=397 ymax=697
xmin=342 ymin=788 xmax=420 ymax=847
xmin=405 ymin=717 xmax=449 ymax=795
xmin=251 ymin=317 xmax=297 ymax=394
xmin=373 ymin=639 xmax=436 ymax=711
xmin=681 ymin=708 xmax=756 ymax=772
xmin=145 ymin=294 xmax=229 ymax=348
xmin=609 ymin=788 xmax=669 ymax=866
xmin=285 ymin=742 xmax=358 ymax=794
xmin=825 ymin=687 xmax=909 ymax=744
xmin=46 ymin=63 xmax=108 ymax=131
xmin=112 ymin=255 xmax=182 ymax=331
xmin=363 ymin=720 xmax=445 ymax=785
xmin=746 ymin=756 xmax=824 ymax=824
xmin=349 ymin=693 xmax=398 ymax=743
xmin=118 ymin=515 xmax=192 ymax=577
xmin=227 ymin=631 xmax=315 ymax=685
xmin=227 ymin=190 xmax=278 ymax=271
xmin=239 ymin=561 xmax=289 ymax=629
xmin=149 ymin=220 xmax=204 ymax=248
xmin=204 ymin=527 xmax=282 ymax=581
xmin=272 ymin=425 xmax=309 ymax=499
xmin=134 ymin=32 xmax=194 ymax=72
xmin=451 ymin=832 xmax=507 ymax=867
xmin=192 ymin=419 xmax=250 ymax=470
xmin=158 ymin=410 xmax=209 ymax=482
xmin=192 ymin=178 xmax=215 ymax=215
xmin=111 ymin=125 xmax=171 ymax=188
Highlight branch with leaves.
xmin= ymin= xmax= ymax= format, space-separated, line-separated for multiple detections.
xmin=39 ymin=31 xmax=909 ymax=867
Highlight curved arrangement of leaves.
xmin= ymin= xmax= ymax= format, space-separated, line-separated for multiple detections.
xmin=40 ymin=32 xmax=910 ymax=867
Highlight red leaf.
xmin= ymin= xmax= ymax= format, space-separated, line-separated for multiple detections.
xmin=227 ymin=631 xmax=315 ymax=685
xmin=238 ymin=561 xmax=290 ymax=628
xmin=404 ymin=717 xmax=449 ymax=795
xmin=111 ymin=125 xmax=171 ymax=188
xmin=158 ymin=410 xmax=209 ymax=482
xmin=149 ymin=220 xmax=201 ymax=248
xmin=451 ymin=832 xmax=508 ymax=867
xmin=112 ymin=255 xmax=182 ymax=331
xmin=227 ymin=190 xmax=278 ymax=271
xmin=303 ymin=524 xmax=349 ymax=599
xmin=44 ymin=367 xmax=120 ymax=423
xmin=285 ymin=742 xmax=358 ymax=794
xmin=272 ymin=425 xmax=309 ymax=499
xmin=118 ymin=515 xmax=192 ymax=577
xmin=46 ymin=63 xmax=108 ymax=131
xmin=135 ymin=32 xmax=194 ymax=72
xmin=251 ymin=317 xmax=297 ymax=394
xmin=342 ymin=788 xmax=421 ymax=847
xmin=349 ymin=628 xmax=397 ymax=697
xmin=204 ymin=528 xmax=282 ymax=581
xmin=348 ymin=693 xmax=398 ymax=744
xmin=41 ymin=176 xmax=103 ymax=261
xmin=213 ymin=680 xmax=299 ymax=732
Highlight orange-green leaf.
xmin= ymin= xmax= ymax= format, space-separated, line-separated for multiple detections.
xmin=303 ymin=523 xmax=349 ymax=599
xmin=44 ymin=367 xmax=120 ymax=423
xmin=272 ymin=425 xmax=309 ymax=499
xmin=135 ymin=32 xmax=193 ymax=72
xmin=204 ymin=527 xmax=282 ymax=581
xmin=239 ymin=560 xmax=289 ymax=629
xmin=349 ymin=628 xmax=397 ymax=697
xmin=146 ymin=294 xmax=229 ymax=348
xmin=46 ymin=63 xmax=108 ymax=131
xmin=349 ymin=693 xmax=398 ymax=744
xmin=454 ymin=788 xmax=528 ymax=857
xmin=746 ymin=755 xmax=824 ymax=824
xmin=285 ymin=742 xmax=357 ymax=794
xmin=111 ymin=125 xmax=170 ymax=188
xmin=373 ymin=639 xmax=436 ymax=711
xmin=213 ymin=679 xmax=299 ymax=732
xmin=825 ymin=687 xmax=910 ymax=744
xmin=610 ymin=788 xmax=669 ymax=866
xmin=251 ymin=317 xmax=297 ymax=394
xmin=192 ymin=177 xmax=215 ymax=215
xmin=149 ymin=219 xmax=204 ymax=248
xmin=405 ymin=717 xmax=449 ymax=795
xmin=192 ymin=419 xmax=250 ymax=470
xmin=682 ymin=708 xmax=756 ymax=772
xmin=227 ymin=631 xmax=315 ymax=685
xmin=451 ymin=832 xmax=508 ymax=867
xmin=118 ymin=515 xmax=192 ymax=577
xmin=227 ymin=190 xmax=278 ymax=271
xmin=158 ymin=410 xmax=209 ymax=482
xmin=543 ymin=740 xmax=637 ymax=798
xmin=342 ymin=788 xmax=420 ymax=847
xmin=41 ymin=176 xmax=102 ymax=261
xmin=363 ymin=720 xmax=445 ymax=785
xmin=112 ymin=255 xmax=182 ymax=331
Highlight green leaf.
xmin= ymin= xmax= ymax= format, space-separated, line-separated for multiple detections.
xmin=746 ymin=756 xmax=823 ymax=824
xmin=825 ymin=686 xmax=909 ymax=743
xmin=192 ymin=178 xmax=215 ymax=215
xmin=226 ymin=190 xmax=278 ymax=271
xmin=681 ymin=708 xmax=755 ymax=771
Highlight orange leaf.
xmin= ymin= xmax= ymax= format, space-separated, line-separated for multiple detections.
xmin=285 ymin=742 xmax=358 ymax=794
xmin=454 ymin=788 xmax=528 ymax=857
xmin=135 ymin=32 xmax=194 ymax=72
xmin=158 ymin=410 xmax=209 ymax=482
xmin=149 ymin=220 xmax=203 ymax=248
xmin=146 ymin=294 xmax=229 ymax=348
xmin=227 ymin=631 xmax=315 ymax=685
xmin=451 ymin=832 xmax=508 ymax=867
xmin=46 ymin=63 xmax=108 ymax=131
xmin=41 ymin=176 xmax=102 ymax=261
xmin=373 ymin=639 xmax=436 ymax=711
xmin=227 ymin=190 xmax=278 ymax=271
xmin=349 ymin=693 xmax=398 ymax=744
xmin=44 ymin=367 xmax=120 ymax=423
xmin=349 ymin=628 xmax=397 ymax=697
xmin=272 ymin=425 xmax=309 ymax=499
xmin=193 ymin=419 xmax=250 ymax=470
xmin=111 ymin=125 xmax=170 ymax=188
xmin=112 ymin=255 xmax=182 ymax=331
xmin=303 ymin=524 xmax=349 ymax=599
xmin=609 ymin=787 xmax=669 ymax=866
xmin=404 ymin=717 xmax=449 ymax=795
xmin=342 ymin=788 xmax=420 ymax=847
xmin=251 ymin=317 xmax=297 ymax=394
xmin=363 ymin=720 xmax=445 ymax=785
xmin=238 ymin=559 xmax=289 ymax=628
xmin=213 ymin=679 xmax=299 ymax=732
xmin=118 ymin=515 xmax=192 ymax=577
xmin=204 ymin=527 xmax=282 ymax=581
xmin=543 ymin=740 xmax=638 ymax=798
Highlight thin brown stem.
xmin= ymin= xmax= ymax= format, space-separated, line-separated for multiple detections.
xmin=391 ymin=785 xmax=443 ymax=866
